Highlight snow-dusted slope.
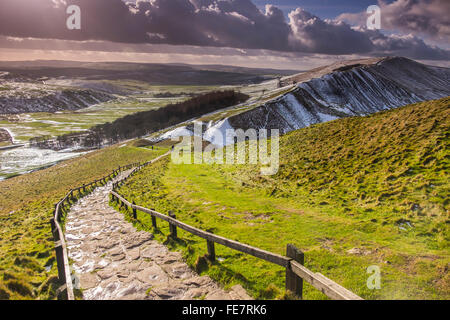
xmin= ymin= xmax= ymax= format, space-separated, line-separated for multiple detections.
xmin=155 ymin=57 xmax=449 ymax=146
xmin=228 ymin=57 xmax=450 ymax=135
xmin=0 ymin=81 xmax=115 ymax=114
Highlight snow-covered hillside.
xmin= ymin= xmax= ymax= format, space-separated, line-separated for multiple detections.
xmin=0 ymin=81 xmax=115 ymax=114
xmin=228 ymin=57 xmax=450 ymax=135
xmin=158 ymin=57 xmax=449 ymax=145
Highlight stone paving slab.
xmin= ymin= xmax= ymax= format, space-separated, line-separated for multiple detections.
xmin=65 ymin=169 xmax=252 ymax=300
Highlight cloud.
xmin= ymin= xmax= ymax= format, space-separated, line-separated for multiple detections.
xmin=287 ymin=8 xmax=374 ymax=54
xmin=364 ymin=28 xmax=450 ymax=60
xmin=338 ymin=0 xmax=450 ymax=43
xmin=0 ymin=0 xmax=448 ymax=60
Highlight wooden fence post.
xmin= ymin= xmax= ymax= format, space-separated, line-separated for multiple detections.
xmin=50 ymin=218 xmax=67 ymax=291
xmin=54 ymin=240 xmax=66 ymax=284
xmin=286 ymin=244 xmax=304 ymax=299
xmin=207 ymin=239 xmax=216 ymax=261
xmin=168 ymin=211 xmax=177 ymax=239
xmin=132 ymin=201 xmax=137 ymax=219
xmin=50 ymin=218 xmax=58 ymax=240
xmin=151 ymin=209 xmax=157 ymax=229
xmin=59 ymin=202 xmax=65 ymax=215
xmin=56 ymin=205 xmax=62 ymax=222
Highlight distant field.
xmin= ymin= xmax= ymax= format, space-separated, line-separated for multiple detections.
xmin=0 ymin=101 xmax=161 ymax=142
xmin=0 ymin=93 xmax=182 ymax=143
xmin=0 ymin=83 xmax=230 ymax=143
xmin=116 ymin=97 xmax=449 ymax=300
xmin=0 ymin=144 xmax=167 ymax=299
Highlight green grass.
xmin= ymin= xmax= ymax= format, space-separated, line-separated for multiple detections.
xmin=115 ymin=97 xmax=449 ymax=300
xmin=0 ymin=144 xmax=167 ymax=299
xmin=100 ymin=81 xmax=219 ymax=95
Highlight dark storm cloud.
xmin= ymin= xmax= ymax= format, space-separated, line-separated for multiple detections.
xmin=0 ymin=0 xmax=448 ymax=60
xmin=365 ymin=29 xmax=450 ymax=60
xmin=0 ymin=0 xmax=149 ymax=43
xmin=338 ymin=0 xmax=450 ymax=43
xmin=288 ymin=8 xmax=375 ymax=54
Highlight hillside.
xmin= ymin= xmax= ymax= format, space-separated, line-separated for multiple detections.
xmin=0 ymin=144 xmax=167 ymax=299
xmin=158 ymin=57 xmax=450 ymax=145
xmin=116 ymin=97 xmax=449 ymax=299
xmin=236 ymin=97 xmax=449 ymax=224
xmin=0 ymin=81 xmax=114 ymax=114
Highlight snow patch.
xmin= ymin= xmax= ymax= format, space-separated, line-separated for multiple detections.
xmin=203 ymin=119 xmax=236 ymax=146
xmin=159 ymin=126 xmax=193 ymax=140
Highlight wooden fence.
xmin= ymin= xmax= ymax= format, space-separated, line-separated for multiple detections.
xmin=50 ymin=162 xmax=140 ymax=300
xmin=110 ymin=158 xmax=363 ymax=300
xmin=51 ymin=151 xmax=363 ymax=300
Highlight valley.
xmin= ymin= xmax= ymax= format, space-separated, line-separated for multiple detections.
xmin=0 ymin=61 xmax=292 ymax=180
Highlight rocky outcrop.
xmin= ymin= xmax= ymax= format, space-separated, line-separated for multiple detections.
xmin=0 ymin=128 xmax=12 ymax=144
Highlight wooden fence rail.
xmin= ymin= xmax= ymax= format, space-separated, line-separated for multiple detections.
xmin=110 ymin=164 xmax=363 ymax=300
xmin=52 ymin=149 xmax=363 ymax=301
xmin=50 ymin=162 xmax=140 ymax=300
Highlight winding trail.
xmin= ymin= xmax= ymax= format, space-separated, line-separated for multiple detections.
xmin=65 ymin=165 xmax=251 ymax=300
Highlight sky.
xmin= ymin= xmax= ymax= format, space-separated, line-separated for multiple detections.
xmin=252 ymin=0 xmax=393 ymax=19
xmin=0 ymin=0 xmax=448 ymax=70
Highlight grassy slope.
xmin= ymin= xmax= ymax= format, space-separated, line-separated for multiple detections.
xmin=0 ymin=144 xmax=167 ymax=299
xmin=116 ymin=97 xmax=449 ymax=300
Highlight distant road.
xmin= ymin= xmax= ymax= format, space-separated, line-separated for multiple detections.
xmin=0 ymin=143 xmax=25 ymax=151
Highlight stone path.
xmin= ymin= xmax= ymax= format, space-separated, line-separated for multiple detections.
xmin=65 ymin=169 xmax=251 ymax=300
